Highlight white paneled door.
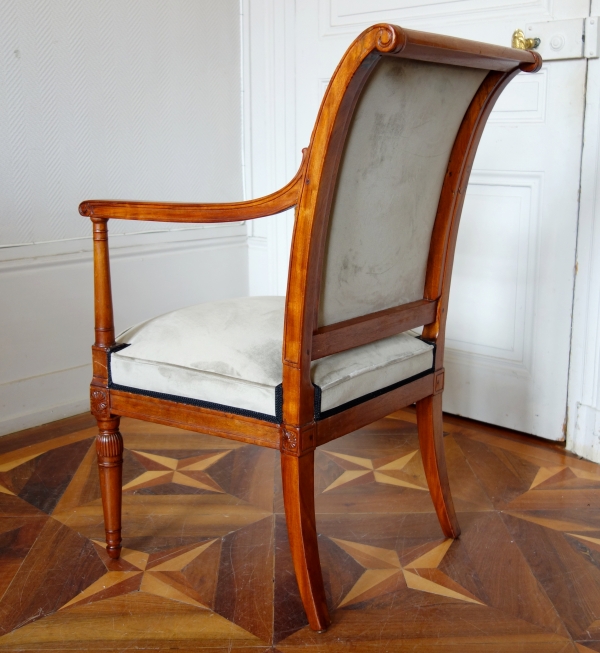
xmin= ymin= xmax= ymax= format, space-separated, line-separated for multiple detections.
xmin=293 ymin=0 xmax=590 ymax=440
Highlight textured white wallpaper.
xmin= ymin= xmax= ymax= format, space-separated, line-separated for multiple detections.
xmin=0 ymin=0 xmax=243 ymax=245
xmin=0 ymin=0 xmax=247 ymax=436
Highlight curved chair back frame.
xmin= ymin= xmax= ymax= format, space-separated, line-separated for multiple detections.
xmin=282 ymin=23 xmax=540 ymax=430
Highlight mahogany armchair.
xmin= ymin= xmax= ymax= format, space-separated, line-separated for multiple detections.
xmin=80 ymin=24 xmax=540 ymax=632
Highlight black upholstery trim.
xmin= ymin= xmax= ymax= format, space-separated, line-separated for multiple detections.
xmin=313 ymin=342 xmax=437 ymax=421
xmin=313 ymin=385 xmax=322 ymax=420
xmin=274 ymin=384 xmax=283 ymax=423
xmin=107 ymin=344 xmax=282 ymax=425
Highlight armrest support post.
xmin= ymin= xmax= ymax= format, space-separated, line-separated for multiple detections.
xmin=92 ymin=218 xmax=115 ymax=354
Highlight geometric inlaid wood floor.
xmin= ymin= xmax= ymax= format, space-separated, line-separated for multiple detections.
xmin=0 ymin=409 xmax=599 ymax=651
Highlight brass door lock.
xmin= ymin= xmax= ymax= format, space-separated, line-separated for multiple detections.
xmin=512 ymin=28 xmax=541 ymax=50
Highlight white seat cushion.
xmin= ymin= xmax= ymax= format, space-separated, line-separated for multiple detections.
xmin=110 ymin=296 xmax=434 ymax=421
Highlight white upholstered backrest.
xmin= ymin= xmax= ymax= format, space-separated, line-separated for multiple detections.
xmin=318 ymin=57 xmax=489 ymax=327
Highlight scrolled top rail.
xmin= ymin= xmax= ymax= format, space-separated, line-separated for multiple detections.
xmin=373 ymin=23 xmax=541 ymax=72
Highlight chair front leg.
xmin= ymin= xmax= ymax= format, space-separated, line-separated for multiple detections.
xmin=416 ymin=393 xmax=460 ymax=538
xmin=281 ymin=449 xmax=330 ymax=632
xmin=96 ymin=416 xmax=124 ymax=559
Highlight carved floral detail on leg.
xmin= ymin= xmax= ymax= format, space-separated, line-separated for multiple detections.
xmin=96 ymin=427 xmax=123 ymax=460
xmin=96 ymin=418 xmax=123 ymax=559
xmin=90 ymin=388 xmax=109 ymax=416
xmin=280 ymin=425 xmax=315 ymax=455
xmin=282 ymin=429 xmax=298 ymax=453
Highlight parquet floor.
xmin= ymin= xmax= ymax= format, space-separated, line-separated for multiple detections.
xmin=0 ymin=410 xmax=599 ymax=651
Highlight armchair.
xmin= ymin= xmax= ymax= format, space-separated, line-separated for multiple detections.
xmin=80 ymin=23 xmax=540 ymax=632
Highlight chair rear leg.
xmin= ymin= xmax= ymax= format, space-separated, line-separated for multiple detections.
xmin=281 ymin=451 xmax=330 ymax=632
xmin=96 ymin=417 xmax=124 ymax=559
xmin=416 ymin=394 xmax=460 ymax=538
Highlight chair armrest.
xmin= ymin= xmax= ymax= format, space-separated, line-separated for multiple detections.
xmin=79 ymin=149 xmax=308 ymax=222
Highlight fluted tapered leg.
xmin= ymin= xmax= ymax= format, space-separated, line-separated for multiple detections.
xmin=96 ymin=417 xmax=123 ymax=559
xmin=281 ymin=451 xmax=330 ymax=632
xmin=416 ymin=393 xmax=461 ymax=538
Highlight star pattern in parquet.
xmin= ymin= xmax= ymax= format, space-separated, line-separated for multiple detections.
xmin=61 ymin=537 xmax=221 ymax=611
xmin=0 ymin=410 xmax=599 ymax=651
xmin=322 ymin=449 xmax=428 ymax=492
xmin=123 ymin=449 xmax=232 ymax=493
xmin=331 ymin=536 xmax=483 ymax=607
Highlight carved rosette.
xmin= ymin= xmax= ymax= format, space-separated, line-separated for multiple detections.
xmin=280 ymin=424 xmax=316 ymax=456
xmin=90 ymin=387 xmax=109 ymax=417
xmin=282 ymin=429 xmax=298 ymax=453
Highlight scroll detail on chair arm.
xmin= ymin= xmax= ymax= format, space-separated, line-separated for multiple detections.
xmin=79 ymin=149 xmax=308 ymax=222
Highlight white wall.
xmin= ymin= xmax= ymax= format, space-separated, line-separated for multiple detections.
xmin=0 ymin=0 xmax=247 ymax=435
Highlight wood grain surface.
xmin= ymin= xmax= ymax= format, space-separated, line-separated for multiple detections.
xmin=0 ymin=410 xmax=598 ymax=651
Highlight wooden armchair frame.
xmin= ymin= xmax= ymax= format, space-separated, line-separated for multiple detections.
xmin=80 ymin=24 xmax=540 ymax=632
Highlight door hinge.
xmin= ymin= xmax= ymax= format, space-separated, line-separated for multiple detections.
xmin=517 ymin=17 xmax=600 ymax=61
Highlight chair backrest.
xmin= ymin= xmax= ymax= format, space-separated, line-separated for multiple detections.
xmin=282 ymin=24 xmax=539 ymax=425
xmin=318 ymin=57 xmax=487 ymax=327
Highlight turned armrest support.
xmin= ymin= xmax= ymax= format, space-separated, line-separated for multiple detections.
xmin=80 ymin=150 xmax=308 ymax=223
xmin=90 ymin=218 xmax=115 ymax=385
xmin=86 ymin=149 xmax=307 ymax=379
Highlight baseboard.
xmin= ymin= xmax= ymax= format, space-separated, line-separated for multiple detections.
xmin=0 ymin=364 xmax=91 ymax=437
xmin=569 ymin=403 xmax=600 ymax=464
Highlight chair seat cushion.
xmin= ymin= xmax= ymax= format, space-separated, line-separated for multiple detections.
xmin=110 ymin=296 xmax=434 ymax=422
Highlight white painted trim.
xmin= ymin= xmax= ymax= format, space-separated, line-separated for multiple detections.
xmin=0 ymin=224 xmax=247 ymax=265
xmin=0 ymin=235 xmax=248 ymax=282
xmin=240 ymin=0 xmax=253 ymax=203
xmin=319 ymin=0 xmax=562 ymax=37
xmin=567 ymin=56 xmax=600 ymax=461
xmin=243 ymin=0 xmax=297 ymax=296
